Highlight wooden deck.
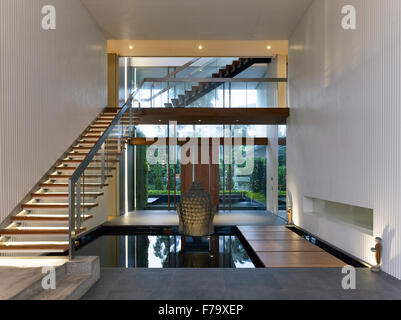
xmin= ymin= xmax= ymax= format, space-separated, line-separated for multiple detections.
xmin=238 ymin=226 xmax=346 ymax=268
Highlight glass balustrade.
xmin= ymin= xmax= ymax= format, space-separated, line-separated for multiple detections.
xmin=133 ymin=79 xmax=283 ymax=108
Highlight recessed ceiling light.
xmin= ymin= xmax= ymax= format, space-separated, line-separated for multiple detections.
xmin=266 ymin=45 xmax=272 ymax=50
xmin=129 ymin=45 xmax=134 ymax=49
xmin=198 ymin=45 xmax=203 ymax=50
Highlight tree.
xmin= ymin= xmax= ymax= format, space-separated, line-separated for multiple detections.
xmin=250 ymin=158 xmax=266 ymax=196
xmin=278 ymin=145 xmax=286 ymax=192
xmin=153 ymin=236 xmax=171 ymax=267
xmin=149 ymin=163 xmax=166 ymax=190
xmin=278 ymin=165 xmax=286 ymax=192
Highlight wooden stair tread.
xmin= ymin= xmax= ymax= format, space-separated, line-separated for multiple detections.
xmin=0 ymin=242 xmax=70 ymax=251
xmin=72 ymin=146 xmax=118 ymax=150
xmin=74 ymin=143 xmax=119 ymax=147
xmin=78 ymin=139 xmax=118 ymax=143
xmin=94 ymin=121 xmax=113 ymax=124
xmin=11 ymin=214 xmax=93 ymax=222
xmin=90 ymin=125 xmax=110 ymax=128
xmin=94 ymin=120 xmax=130 ymax=123
xmin=40 ymin=183 xmax=107 ymax=188
xmin=94 ymin=121 xmax=130 ymax=125
xmin=54 ymin=167 xmax=115 ymax=171
xmin=49 ymin=174 xmax=110 ymax=178
xmin=84 ymin=133 xmax=102 ymax=137
xmin=88 ymin=128 xmax=121 ymax=132
xmin=0 ymin=227 xmax=86 ymax=235
xmin=60 ymin=159 xmax=119 ymax=164
xmin=22 ymin=203 xmax=98 ymax=209
xmin=31 ymin=192 xmax=104 ymax=198
xmin=66 ymin=152 xmax=121 ymax=156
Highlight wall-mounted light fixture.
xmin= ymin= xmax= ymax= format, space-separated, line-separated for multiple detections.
xmin=198 ymin=44 xmax=203 ymax=50
xmin=266 ymin=45 xmax=272 ymax=50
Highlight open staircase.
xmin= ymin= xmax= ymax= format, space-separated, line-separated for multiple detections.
xmin=165 ymin=57 xmax=271 ymax=108
xmin=0 ymin=108 xmax=132 ymax=255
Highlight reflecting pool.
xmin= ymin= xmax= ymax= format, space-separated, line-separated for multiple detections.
xmin=77 ymin=234 xmax=255 ymax=268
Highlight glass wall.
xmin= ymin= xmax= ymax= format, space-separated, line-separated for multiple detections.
xmin=119 ymin=57 xmax=281 ymax=109
xmin=228 ymin=145 xmax=266 ymax=210
xmin=121 ymin=58 xmax=281 ymax=212
xmin=131 ymin=124 xmax=268 ymax=211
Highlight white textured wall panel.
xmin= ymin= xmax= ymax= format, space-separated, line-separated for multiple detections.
xmin=0 ymin=0 xmax=106 ymax=222
xmin=288 ymin=0 xmax=401 ymax=278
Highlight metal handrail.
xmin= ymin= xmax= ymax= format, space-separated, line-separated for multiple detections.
xmin=68 ymin=84 xmax=143 ymax=259
xmin=162 ymin=58 xmax=200 ymax=79
xmin=140 ymin=59 xmax=209 ymax=102
xmin=69 ymin=93 xmax=140 ymax=183
xmin=142 ymin=77 xmax=287 ymax=83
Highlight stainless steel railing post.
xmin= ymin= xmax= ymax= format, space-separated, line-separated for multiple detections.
xmin=101 ymin=142 xmax=105 ymax=185
xmin=68 ymin=180 xmax=76 ymax=260
xmin=76 ymin=177 xmax=81 ymax=231
xmin=129 ymin=104 xmax=133 ymax=133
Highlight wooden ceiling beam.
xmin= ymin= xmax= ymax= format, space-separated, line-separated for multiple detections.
xmin=132 ymin=107 xmax=289 ymax=125
xmin=130 ymin=137 xmax=268 ymax=146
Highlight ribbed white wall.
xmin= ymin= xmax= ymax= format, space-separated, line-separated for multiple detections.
xmin=288 ymin=0 xmax=401 ymax=278
xmin=0 ymin=0 xmax=106 ymax=223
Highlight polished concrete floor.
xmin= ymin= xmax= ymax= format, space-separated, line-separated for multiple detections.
xmin=82 ymin=267 xmax=401 ymax=300
xmin=106 ymin=210 xmax=285 ymax=227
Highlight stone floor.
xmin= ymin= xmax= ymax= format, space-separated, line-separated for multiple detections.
xmin=106 ymin=210 xmax=285 ymax=227
xmin=81 ymin=211 xmax=401 ymax=300
xmin=82 ymin=267 xmax=401 ymax=300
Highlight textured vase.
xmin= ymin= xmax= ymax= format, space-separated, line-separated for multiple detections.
xmin=177 ymin=181 xmax=216 ymax=236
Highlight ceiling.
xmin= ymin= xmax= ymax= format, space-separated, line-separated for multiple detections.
xmin=81 ymin=0 xmax=313 ymax=40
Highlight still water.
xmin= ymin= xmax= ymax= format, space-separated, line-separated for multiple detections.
xmin=77 ymin=234 xmax=255 ymax=268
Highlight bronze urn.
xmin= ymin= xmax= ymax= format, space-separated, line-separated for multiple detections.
xmin=177 ymin=181 xmax=216 ymax=236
